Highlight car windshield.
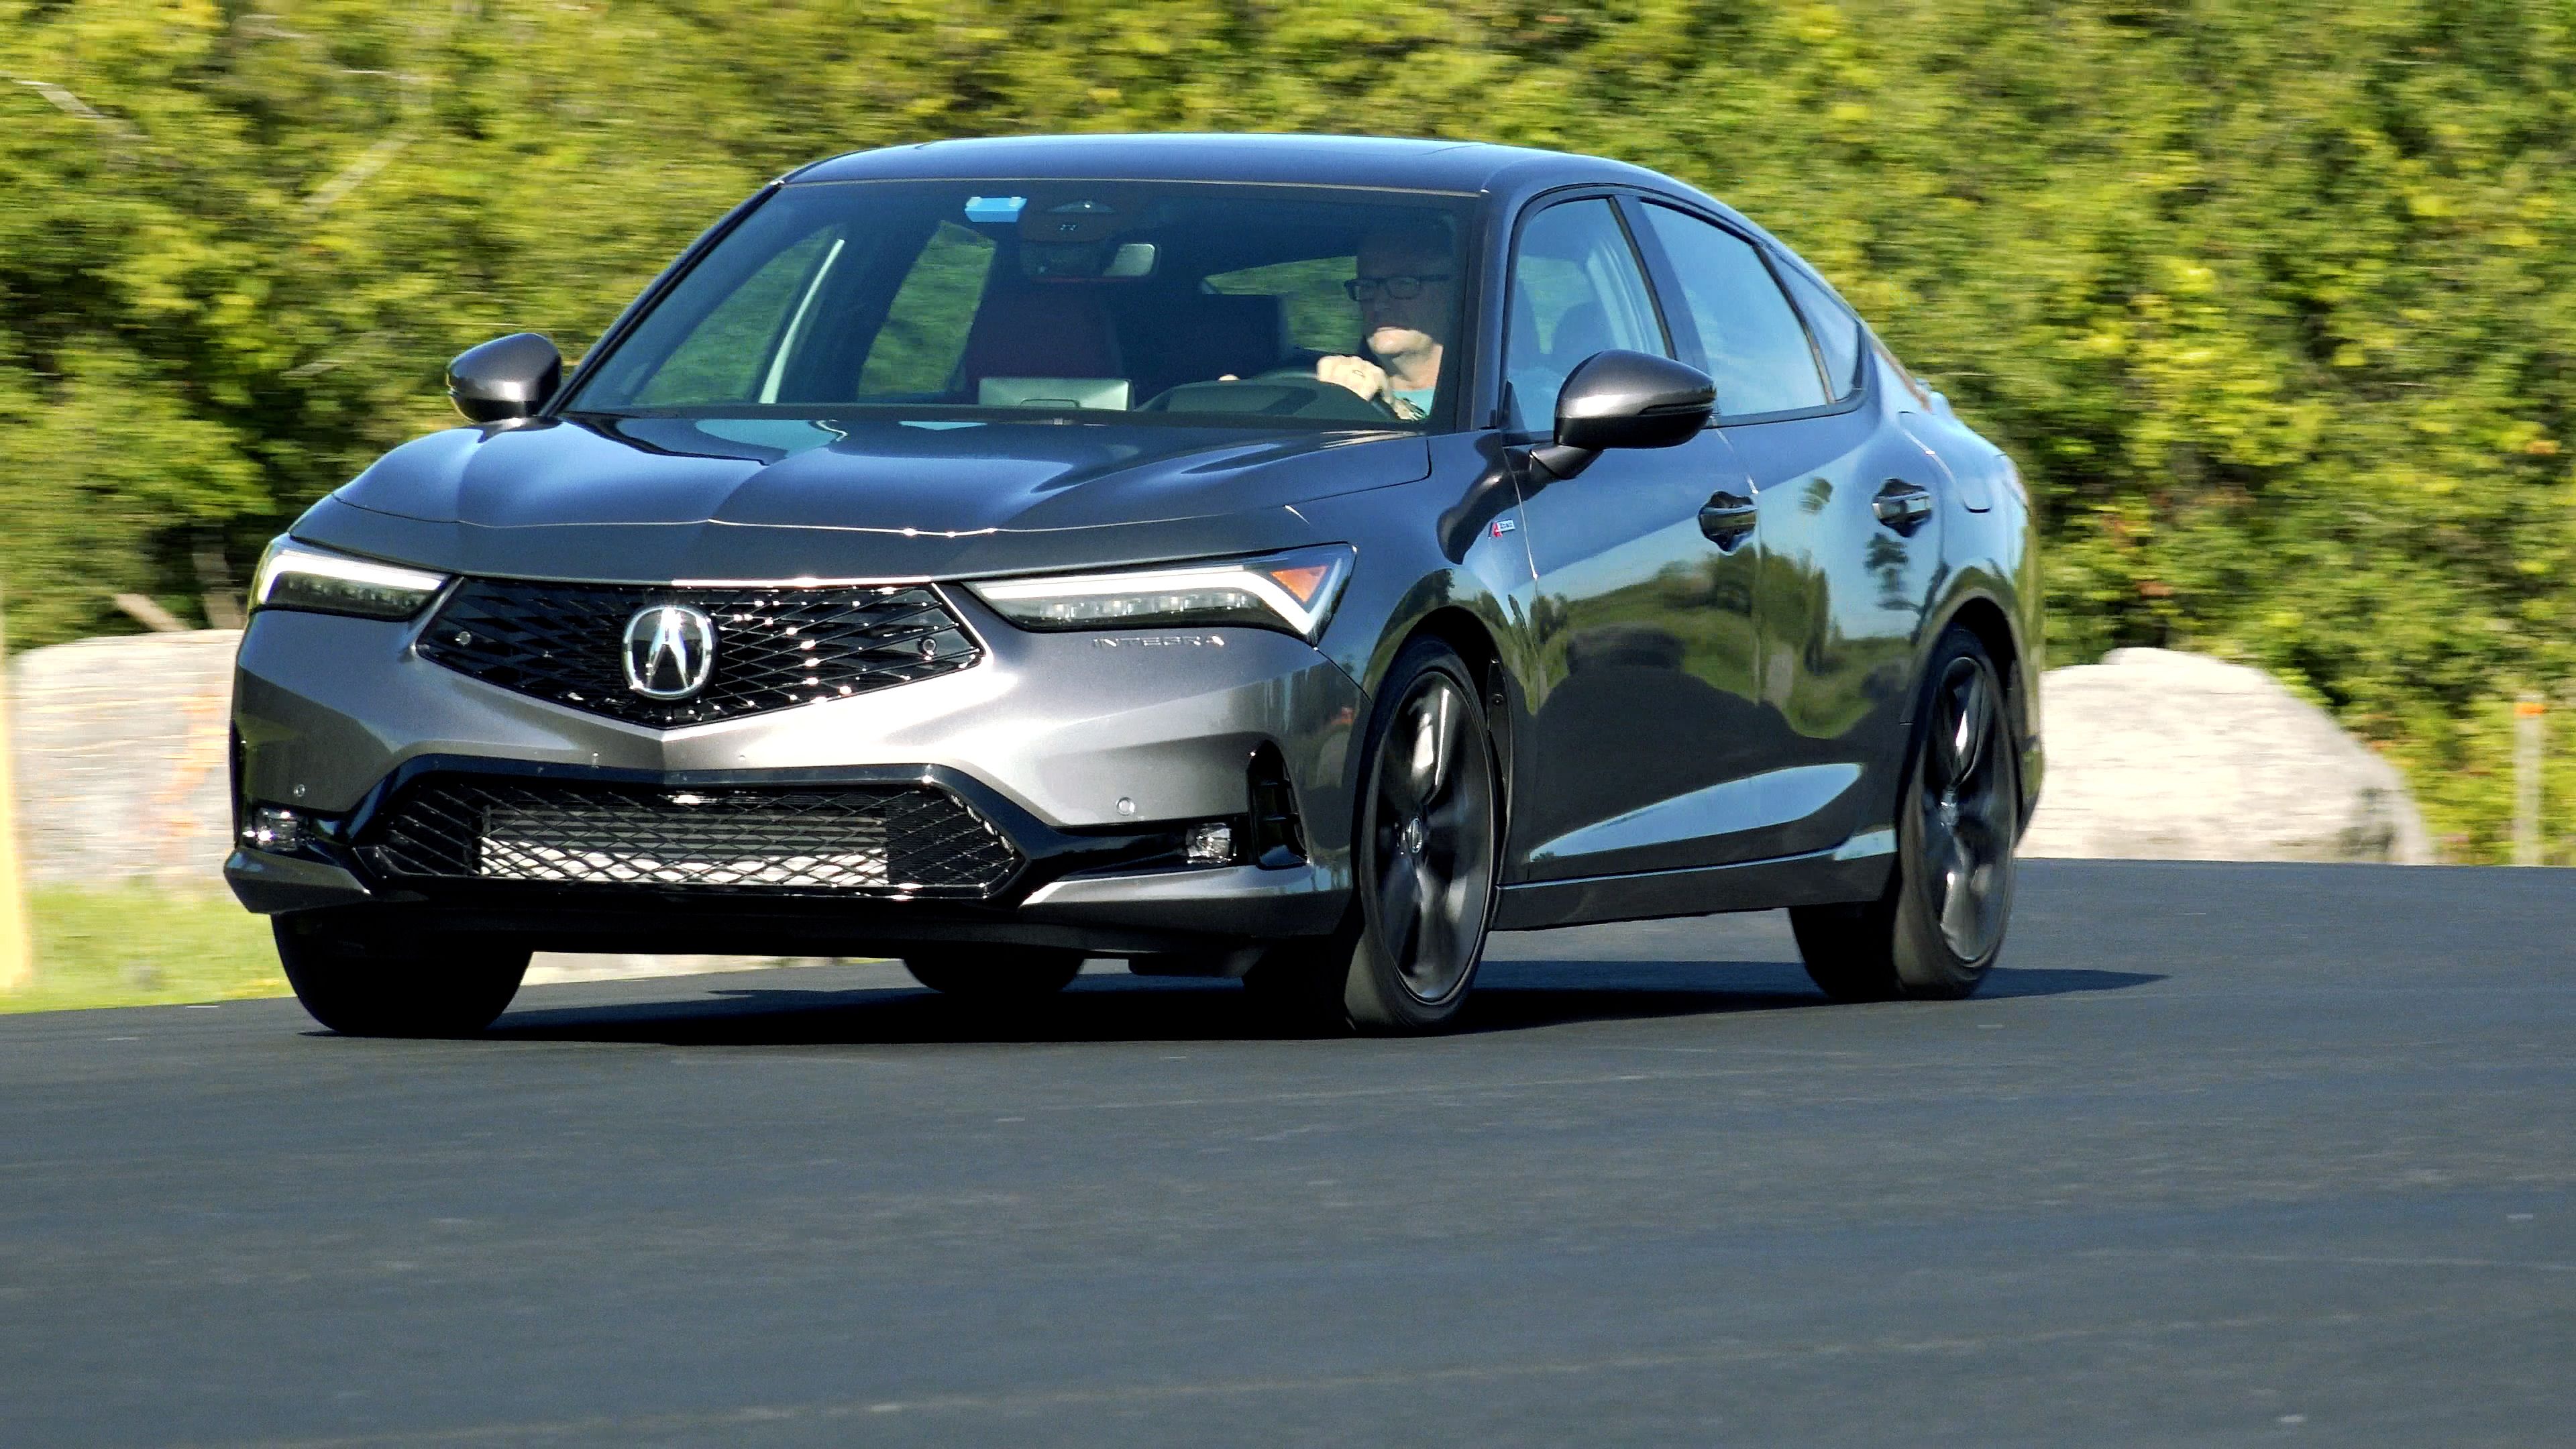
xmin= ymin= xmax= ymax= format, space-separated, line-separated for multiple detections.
xmin=564 ymin=180 xmax=1477 ymax=429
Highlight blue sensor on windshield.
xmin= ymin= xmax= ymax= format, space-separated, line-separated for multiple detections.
xmin=965 ymin=196 xmax=1027 ymax=222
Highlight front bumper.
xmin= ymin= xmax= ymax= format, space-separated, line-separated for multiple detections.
xmin=227 ymin=590 xmax=1364 ymax=954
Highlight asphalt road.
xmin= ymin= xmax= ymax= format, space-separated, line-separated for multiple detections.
xmin=3 ymin=860 xmax=2571 ymax=1447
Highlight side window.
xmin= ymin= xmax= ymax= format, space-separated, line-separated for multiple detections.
xmin=1638 ymin=206 xmax=1830 ymax=416
xmin=857 ymin=222 xmax=998 ymax=395
xmin=1778 ymin=265 xmax=1863 ymax=400
xmin=1504 ymin=199 xmax=1668 ymax=431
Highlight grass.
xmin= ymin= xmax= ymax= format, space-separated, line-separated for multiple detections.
xmin=3 ymin=885 xmax=288 ymax=1014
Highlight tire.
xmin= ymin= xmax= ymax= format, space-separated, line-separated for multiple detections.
xmin=1242 ymin=639 xmax=1502 ymax=1034
xmin=902 ymin=949 xmax=1085 ymax=1000
xmin=273 ymin=916 xmax=530 ymax=1037
xmin=1791 ymin=625 xmax=2020 ymax=1002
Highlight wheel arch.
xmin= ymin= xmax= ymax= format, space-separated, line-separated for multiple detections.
xmin=1922 ymin=587 xmax=2039 ymax=828
xmin=1373 ymin=602 xmax=1518 ymax=841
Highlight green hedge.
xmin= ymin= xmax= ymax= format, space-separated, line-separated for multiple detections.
xmin=5 ymin=0 xmax=2572 ymax=857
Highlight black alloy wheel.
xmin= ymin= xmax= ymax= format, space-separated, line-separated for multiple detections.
xmin=1246 ymin=639 xmax=1501 ymax=1033
xmin=1791 ymin=625 xmax=2019 ymax=1002
xmin=273 ymin=916 xmax=531 ymax=1036
xmin=902 ymin=949 xmax=1085 ymax=1000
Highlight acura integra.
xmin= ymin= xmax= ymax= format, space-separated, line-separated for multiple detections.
xmin=229 ymin=133 xmax=2042 ymax=1035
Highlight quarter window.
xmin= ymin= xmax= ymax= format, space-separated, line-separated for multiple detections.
xmin=1638 ymin=206 xmax=1830 ymax=416
xmin=1778 ymin=265 xmax=1863 ymax=400
xmin=1503 ymin=199 xmax=1668 ymax=432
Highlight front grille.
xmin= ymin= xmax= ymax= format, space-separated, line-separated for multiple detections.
xmin=416 ymin=580 xmax=979 ymax=728
xmin=361 ymin=777 xmax=1022 ymax=897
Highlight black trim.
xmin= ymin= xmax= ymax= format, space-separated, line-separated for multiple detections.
xmin=256 ymin=755 xmax=1226 ymax=909
xmin=1246 ymin=743 xmax=1307 ymax=869
xmin=1492 ymin=843 xmax=1892 ymax=930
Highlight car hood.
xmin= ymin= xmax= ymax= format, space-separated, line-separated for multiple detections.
xmin=305 ymin=414 xmax=1431 ymax=582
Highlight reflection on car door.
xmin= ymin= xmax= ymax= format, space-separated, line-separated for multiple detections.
xmin=1501 ymin=196 xmax=1771 ymax=882
xmin=1632 ymin=201 xmax=1940 ymax=861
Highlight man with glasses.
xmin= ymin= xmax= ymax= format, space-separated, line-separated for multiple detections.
xmin=1313 ymin=222 xmax=1454 ymax=421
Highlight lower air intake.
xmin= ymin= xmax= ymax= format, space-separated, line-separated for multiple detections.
xmin=362 ymin=777 xmax=1021 ymax=897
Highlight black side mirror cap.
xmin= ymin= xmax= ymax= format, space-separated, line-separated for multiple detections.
xmin=447 ymin=333 xmax=563 ymax=423
xmin=1529 ymin=350 xmax=1717 ymax=480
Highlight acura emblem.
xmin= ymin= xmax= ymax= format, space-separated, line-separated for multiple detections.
xmin=621 ymin=603 xmax=717 ymax=700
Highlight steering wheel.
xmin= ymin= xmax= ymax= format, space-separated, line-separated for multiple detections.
xmin=1139 ymin=368 xmax=1401 ymax=423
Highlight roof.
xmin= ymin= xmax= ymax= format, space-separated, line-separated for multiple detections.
xmin=784 ymin=133 xmax=1673 ymax=198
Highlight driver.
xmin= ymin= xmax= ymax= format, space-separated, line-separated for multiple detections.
xmin=1314 ymin=222 xmax=1454 ymax=421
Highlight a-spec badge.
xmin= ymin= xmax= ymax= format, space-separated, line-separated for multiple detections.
xmin=621 ymin=603 xmax=718 ymax=700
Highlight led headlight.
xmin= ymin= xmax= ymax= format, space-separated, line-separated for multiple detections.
xmin=250 ymin=538 xmax=449 ymax=621
xmin=968 ymin=545 xmax=1356 ymax=641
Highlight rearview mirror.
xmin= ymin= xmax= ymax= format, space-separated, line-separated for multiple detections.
xmin=1528 ymin=350 xmax=1716 ymax=480
xmin=447 ymin=332 xmax=562 ymax=423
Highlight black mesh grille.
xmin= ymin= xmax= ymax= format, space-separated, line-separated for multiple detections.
xmin=415 ymin=580 xmax=978 ymax=728
xmin=360 ymin=778 xmax=1021 ymax=897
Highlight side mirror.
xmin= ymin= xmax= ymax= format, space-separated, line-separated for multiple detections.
xmin=1528 ymin=350 xmax=1716 ymax=480
xmin=447 ymin=332 xmax=562 ymax=423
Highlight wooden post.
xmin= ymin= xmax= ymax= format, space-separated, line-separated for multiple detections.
xmin=0 ymin=592 xmax=32 ymax=992
xmin=2513 ymin=694 xmax=2545 ymax=867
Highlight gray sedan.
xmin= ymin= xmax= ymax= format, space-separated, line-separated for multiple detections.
xmin=229 ymin=133 xmax=2041 ymax=1035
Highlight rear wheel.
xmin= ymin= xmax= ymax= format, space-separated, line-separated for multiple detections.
xmin=1792 ymin=625 xmax=2019 ymax=1002
xmin=273 ymin=916 xmax=530 ymax=1037
xmin=1242 ymin=639 xmax=1501 ymax=1034
xmin=902 ymin=949 xmax=1085 ymax=1000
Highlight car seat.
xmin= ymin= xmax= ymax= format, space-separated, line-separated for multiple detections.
xmin=958 ymin=286 xmax=1126 ymax=402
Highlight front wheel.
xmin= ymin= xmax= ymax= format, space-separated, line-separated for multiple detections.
xmin=1242 ymin=639 xmax=1501 ymax=1034
xmin=1792 ymin=625 xmax=2019 ymax=1002
xmin=902 ymin=949 xmax=1085 ymax=1001
xmin=274 ymin=917 xmax=530 ymax=1036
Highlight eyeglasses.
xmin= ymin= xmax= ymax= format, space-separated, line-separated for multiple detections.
xmin=1343 ymin=274 xmax=1453 ymax=303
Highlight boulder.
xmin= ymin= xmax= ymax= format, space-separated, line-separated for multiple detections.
xmin=6 ymin=630 xmax=240 ymax=891
xmin=2020 ymin=647 xmax=2434 ymax=863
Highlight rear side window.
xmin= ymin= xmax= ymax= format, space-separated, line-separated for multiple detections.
xmin=1503 ymin=199 xmax=1669 ymax=431
xmin=1638 ymin=205 xmax=1830 ymax=417
xmin=1778 ymin=265 xmax=1863 ymax=400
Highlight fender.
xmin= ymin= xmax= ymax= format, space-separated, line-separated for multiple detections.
xmin=1898 ymin=491 xmax=2045 ymax=827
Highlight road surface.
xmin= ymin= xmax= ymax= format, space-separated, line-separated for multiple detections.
xmin=2 ymin=861 xmax=2569 ymax=1445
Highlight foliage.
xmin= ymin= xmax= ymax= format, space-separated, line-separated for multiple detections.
xmin=2 ymin=885 xmax=286 ymax=1014
xmin=3 ymin=0 xmax=2573 ymax=857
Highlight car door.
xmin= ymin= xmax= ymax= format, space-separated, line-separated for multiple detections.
xmin=1630 ymin=201 xmax=1941 ymax=861
xmin=1499 ymin=195 xmax=1771 ymax=881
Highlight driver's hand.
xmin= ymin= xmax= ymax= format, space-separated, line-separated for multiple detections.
xmin=1316 ymin=354 xmax=1388 ymax=401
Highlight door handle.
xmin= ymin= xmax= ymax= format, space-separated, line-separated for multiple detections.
xmin=1873 ymin=479 xmax=1933 ymax=534
xmin=1697 ymin=490 xmax=1757 ymax=548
